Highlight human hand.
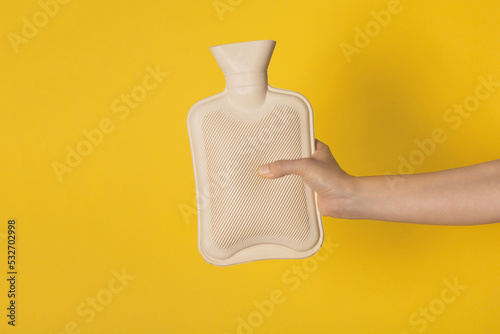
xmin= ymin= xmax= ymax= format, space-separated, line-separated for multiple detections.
xmin=258 ymin=138 xmax=500 ymax=225
xmin=257 ymin=139 xmax=357 ymax=218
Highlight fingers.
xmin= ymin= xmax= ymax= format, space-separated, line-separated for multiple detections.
xmin=312 ymin=138 xmax=336 ymax=164
xmin=314 ymin=138 xmax=324 ymax=151
xmin=258 ymin=158 xmax=312 ymax=179
xmin=257 ymin=139 xmax=336 ymax=179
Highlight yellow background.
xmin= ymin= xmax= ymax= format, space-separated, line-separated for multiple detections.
xmin=1 ymin=0 xmax=499 ymax=333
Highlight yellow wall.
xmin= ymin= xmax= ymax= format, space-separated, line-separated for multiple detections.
xmin=1 ymin=0 xmax=499 ymax=333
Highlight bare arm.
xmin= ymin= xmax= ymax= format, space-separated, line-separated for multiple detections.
xmin=257 ymin=139 xmax=500 ymax=225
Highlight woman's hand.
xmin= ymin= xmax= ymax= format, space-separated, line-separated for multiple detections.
xmin=257 ymin=139 xmax=358 ymax=218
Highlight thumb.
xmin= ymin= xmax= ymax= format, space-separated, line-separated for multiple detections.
xmin=258 ymin=158 xmax=313 ymax=179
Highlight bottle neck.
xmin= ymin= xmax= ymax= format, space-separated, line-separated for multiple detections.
xmin=225 ymin=72 xmax=268 ymax=88
xmin=225 ymin=72 xmax=268 ymax=112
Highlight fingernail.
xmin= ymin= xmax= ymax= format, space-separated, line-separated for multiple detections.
xmin=258 ymin=165 xmax=270 ymax=175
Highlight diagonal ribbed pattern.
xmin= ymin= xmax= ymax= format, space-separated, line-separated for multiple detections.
xmin=201 ymin=104 xmax=310 ymax=251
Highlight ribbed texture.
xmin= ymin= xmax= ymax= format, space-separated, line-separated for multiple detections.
xmin=201 ymin=104 xmax=310 ymax=251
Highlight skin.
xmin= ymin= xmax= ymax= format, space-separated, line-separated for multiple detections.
xmin=257 ymin=139 xmax=500 ymax=225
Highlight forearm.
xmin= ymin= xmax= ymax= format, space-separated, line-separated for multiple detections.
xmin=347 ymin=160 xmax=500 ymax=225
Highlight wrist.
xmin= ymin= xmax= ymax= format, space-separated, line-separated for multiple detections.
xmin=319 ymin=174 xmax=366 ymax=219
xmin=340 ymin=175 xmax=366 ymax=219
xmin=336 ymin=175 xmax=382 ymax=220
xmin=350 ymin=175 xmax=398 ymax=221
